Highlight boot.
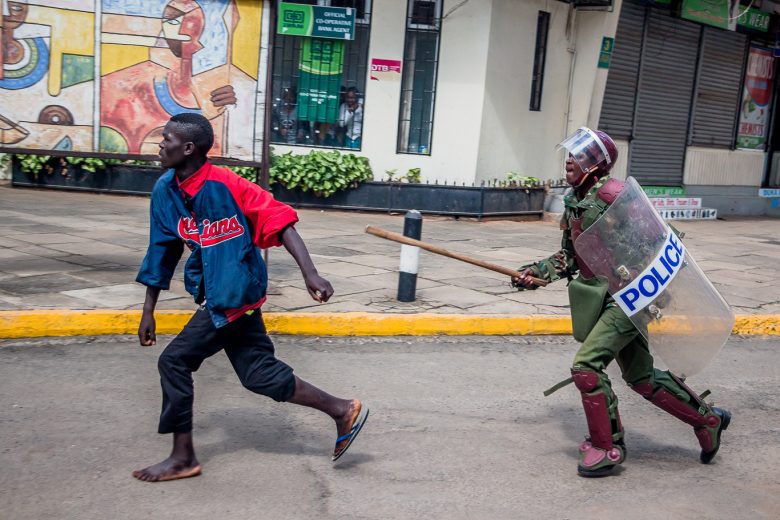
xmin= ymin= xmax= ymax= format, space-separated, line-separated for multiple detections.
xmin=572 ymin=369 xmax=626 ymax=477
xmin=632 ymin=373 xmax=730 ymax=464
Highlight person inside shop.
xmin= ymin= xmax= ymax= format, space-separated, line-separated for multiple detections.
xmin=338 ymin=86 xmax=363 ymax=149
xmin=272 ymin=87 xmax=308 ymax=145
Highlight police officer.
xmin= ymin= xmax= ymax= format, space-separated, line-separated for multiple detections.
xmin=513 ymin=128 xmax=731 ymax=477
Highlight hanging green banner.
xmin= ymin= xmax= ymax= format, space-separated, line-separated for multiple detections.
xmin=298 ymin=38 xmax=344 ymax=123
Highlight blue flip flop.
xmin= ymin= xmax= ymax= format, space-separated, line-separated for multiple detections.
xmin=332 ymin=404 xmax=369 ymax=462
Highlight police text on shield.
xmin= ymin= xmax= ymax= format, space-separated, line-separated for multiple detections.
xmin=614 ymin=229 xmax=686 ymax=317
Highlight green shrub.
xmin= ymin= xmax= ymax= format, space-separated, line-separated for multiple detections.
xmin=63 ymin=156 xmax=122 ymax=173
xmin=505 ymin=171 xmax=540 ymax=187
xmin=227 ymin=165 xmax=258 ymax=182
xmin=15 ymin=154 xmax=126 ymax=178
xmin=270 ymin=150 xmax=372 ymax=197
xmin=384 ymin=167 xmax=422 ymax=183
xmin=17 ymin=154 xmax=52 ymax=177
xmin=405 ymin=167 xmax=421 ymax=184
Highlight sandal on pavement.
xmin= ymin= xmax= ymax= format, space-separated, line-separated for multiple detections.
xmin=332 ymin=403 xmax=369 ymax=462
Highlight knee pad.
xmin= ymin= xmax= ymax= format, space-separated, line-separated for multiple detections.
xmin=572 ymin=369 xmax=600 ymax=393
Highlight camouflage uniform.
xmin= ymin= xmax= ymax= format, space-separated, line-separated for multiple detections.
xmin=519 ymin=175 xmax=730 ymax=476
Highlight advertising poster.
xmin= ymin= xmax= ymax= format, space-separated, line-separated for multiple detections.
xmin=737 ymin=45 xmax=775 ymax=150
xmin=297 ymin=38 xmax=344 ymax=123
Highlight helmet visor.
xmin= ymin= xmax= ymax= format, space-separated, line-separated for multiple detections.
xmin=556 ymin=127 xmax=611 ymax=175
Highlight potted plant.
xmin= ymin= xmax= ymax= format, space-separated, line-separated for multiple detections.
xmin=11 ymin=154 xmax=264 ymax=195
xmin=270 ymin=152 xmax=546 ymax=219
xmin=11 ymin=154 xmax=164 ymax=194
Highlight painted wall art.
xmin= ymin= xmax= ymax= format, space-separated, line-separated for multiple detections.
xmin=0 ymin=0 xmax=264 ymax=162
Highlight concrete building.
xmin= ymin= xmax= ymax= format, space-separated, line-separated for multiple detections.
xmin=271 ymin=0 xmax=616 ymax=187
xmin=3 ymin=0 xmax=778 ymax=215
xmin=270 ymin=0 xmax=780 ymax=216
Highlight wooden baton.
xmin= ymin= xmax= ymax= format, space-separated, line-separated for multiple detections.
xmin=364 ymin=225 xmax=548 ymax=287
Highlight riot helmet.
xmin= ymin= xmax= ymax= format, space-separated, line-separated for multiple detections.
xmin=557 ymin=127 xmax=618 ymax=186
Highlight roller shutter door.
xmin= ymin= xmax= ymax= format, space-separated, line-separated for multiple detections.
xmin=629 ymin=10 xmax=700 ymax=185
xmin=599 ymin=0 xmax=646 ymax=139
xmin=690 ymin=28 xmax=748 ymax=148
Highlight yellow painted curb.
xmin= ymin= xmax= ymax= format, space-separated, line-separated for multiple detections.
xmin=0 ymin=311 xmax=778 ymax=339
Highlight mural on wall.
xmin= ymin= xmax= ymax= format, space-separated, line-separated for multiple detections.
xmin=0 ymin=0 xmax=263 ymax=162
xmin=0 ymin=0 xmax=96 ymax=152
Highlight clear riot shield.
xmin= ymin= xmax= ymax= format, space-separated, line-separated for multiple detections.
xmin=574 ymin=177 xmax=734 ymax=377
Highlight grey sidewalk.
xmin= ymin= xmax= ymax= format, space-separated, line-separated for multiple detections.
xmin=0 ymin=183 xmax=779 ymax=315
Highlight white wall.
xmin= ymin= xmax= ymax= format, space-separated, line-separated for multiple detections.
xmin=274 ymin=0 xmax=493 ymax=185
xmin=475 ymin=0 xmax=617 ymax=184
xmin=571 ymin=0 xmax=622 ymax=131
xmin=475 ymin=0 xmax=570 ymax=184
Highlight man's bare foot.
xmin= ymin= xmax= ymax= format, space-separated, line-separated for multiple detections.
xmin=132 ymin=457 xmax=201 ymax=483
xmin=333 ymin=399 xmax=368 ymax=461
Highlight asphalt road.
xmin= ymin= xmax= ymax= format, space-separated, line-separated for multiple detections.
xmin=1 ymin=334 xmax=778 ymax=520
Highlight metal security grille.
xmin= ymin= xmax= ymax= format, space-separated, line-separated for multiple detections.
xmin=630 ymin=10 xmax=700 ymax=185
xmin=601 ymin=0 xmax=757 ymax=185
xmin=270 ymin=0 xmax=372 ymax=150
xmin=529 ymin=11 xmax=550 ymax=112
xmin=689 ymin=28 xmax=748 ymax=148
xmin=397 ymin=0 xmax=442 ymax=155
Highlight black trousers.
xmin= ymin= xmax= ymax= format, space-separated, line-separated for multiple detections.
xmin=157 ymin=309 xmax=296 ymax=434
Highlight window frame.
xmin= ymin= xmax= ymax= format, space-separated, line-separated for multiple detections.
xmin=406 ymin=0 xmax=443 ymax=31
xmin=529 ymin=11 xmax=550 ymax=112
xmin=270 ymin=0 xmax=372 ymax=151
xmin=396 ymin=0 xmax=443 ymax=155
xmin=320 ymin=0 xmax=372 ymax=25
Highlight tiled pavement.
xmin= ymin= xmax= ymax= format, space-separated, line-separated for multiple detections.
xmin=1 ymin=183 xmax=779 ymax=315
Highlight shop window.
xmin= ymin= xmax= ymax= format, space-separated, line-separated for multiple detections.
xmin=270 ymin=0 xmax=372 ymax=150
xmin=530 ymin=11 xmax=550 ymax=112
xmin=397 ymin=0 xmax=442 ymax=155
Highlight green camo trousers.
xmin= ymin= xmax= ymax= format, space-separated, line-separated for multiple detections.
xmin=572 ymin=305 xmax=691 ymax=408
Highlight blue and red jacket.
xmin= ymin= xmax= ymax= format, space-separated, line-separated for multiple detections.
xmin=136 ymin=161 xmax=298 ymax=328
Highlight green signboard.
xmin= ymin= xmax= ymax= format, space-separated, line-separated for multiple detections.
xmin=278 ymin=2 xmax=356 ymax=40
xmin=298 ymin=38 xmax=344 ymax=123
xmin=643 ymin=186 xmax=685 ymax=197
xmin=737 ymin=7 xmax=771 ymax=32
xmin=680 ymin=0 xmax=736 ymax=30
xmin=680 ymin=0 xmax=771 ymax=32
xmin=598 ymin=37 xmax=614 ymax=69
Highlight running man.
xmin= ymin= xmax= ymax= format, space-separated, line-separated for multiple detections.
xmin=133 ymin=113 xmax=368 ymax=482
